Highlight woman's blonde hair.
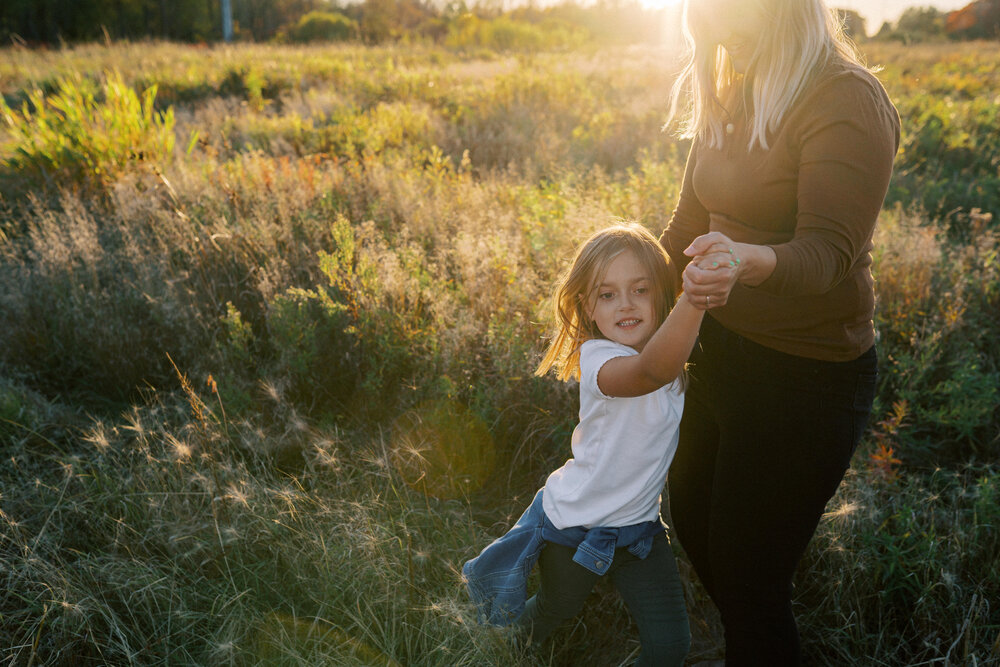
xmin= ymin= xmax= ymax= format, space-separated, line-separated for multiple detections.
xmin=667 ymin=0 xmax=865 ymax=151
xmin=535 ymin=223 xmax=680 ymax=382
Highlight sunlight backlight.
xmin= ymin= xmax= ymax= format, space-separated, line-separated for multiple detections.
xmin=637 ymin=0 xmax=972 ymax=38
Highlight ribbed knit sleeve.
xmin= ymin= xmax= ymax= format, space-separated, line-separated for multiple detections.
xmin=660 ymin=142 xmax=709 ymax=275
xmin=757 ymin=71 xmax=900 ymax=296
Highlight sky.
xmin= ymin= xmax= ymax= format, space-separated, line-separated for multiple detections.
xmin=833 ymin=0 xmax=970 ymax=31
xmin=643 ymin=0 xmax=973 ymax=36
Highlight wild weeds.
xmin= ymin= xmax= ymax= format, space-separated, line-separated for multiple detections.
xmin=0 ymin=40 xmax=998 ymax=665
xmin=797 ymin=464 xmax=1000 ymax=665
xmin=873 ymin=206 xmax=1000 ymax=465
xmin=868 ymin=400 xmax=907 ymax=484
xmin=0 ymin=70 xmax=175 ymax=195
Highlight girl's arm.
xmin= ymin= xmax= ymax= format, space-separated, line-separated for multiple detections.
xmin=596 ymin=296 xmax=704 ymax=398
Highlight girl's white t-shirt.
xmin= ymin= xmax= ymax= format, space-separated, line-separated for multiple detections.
xmin=542 ymin=338 xmax=684 ymax=530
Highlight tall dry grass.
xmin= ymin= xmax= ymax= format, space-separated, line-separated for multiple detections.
xmin=0 ymin=40 xmax=998 ymax=665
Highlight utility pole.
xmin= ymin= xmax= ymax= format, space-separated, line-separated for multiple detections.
xmin=222 ymin=0 xmax=233 ymax=41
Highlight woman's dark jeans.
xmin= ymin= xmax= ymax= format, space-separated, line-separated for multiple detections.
xmin=668 ymin=316 xmax=877 ymax=666
xmin=521 ymin=531 xmax=691 ymax=666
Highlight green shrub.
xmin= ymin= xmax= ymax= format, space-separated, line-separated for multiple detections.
xmin=285 ymin=11 xmax=359 ymax=43
xmin=297 ymin=214 xmax=448 ymax=418
xmin=0 ymin=70 xmax=174 ymax=193
xmin=217 ymin=64 xmax=296 ymax=112
xmin=444 ymin=14 xmax=587 ymax=51
xmin=872 ymin=207 xmax=1000 ymax=465
xmin=266 ymin=285 xmax=359 ymax=415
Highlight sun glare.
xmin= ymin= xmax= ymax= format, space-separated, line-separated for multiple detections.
xmin=651 ymin=0 xmax=686 ymax=52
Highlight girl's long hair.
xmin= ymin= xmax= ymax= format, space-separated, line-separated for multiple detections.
xmin=535 ymin=223 xmax=679 ymax=382
xmin=667 ymin=0 xmax=865 ymax=151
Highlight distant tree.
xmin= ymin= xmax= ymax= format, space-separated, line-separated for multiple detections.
xmin=398 ymin=0 xmax=436 ymax=33
xmin=0 ymin=0 xmax=224 ymax=43
xmin=357 ymin=0 xmax=395 ymax=42
xmin=875 ymin=20 xmax=894 ymax=40
xmin=283 ymin=10 xmax=357 ymax=42
xmin=835 ymin=8 xmax=867 ymax=40
xmin=352 ymin=0 xmax=435 ymax=43
xmin=895 ymin=6 xmax=947 ymax=42
xmin=234 ymin=0 xmax=318 ymax=41
xmin=945 ymin=0 xmax=1000 ymax=40
xmin=414 ymin=16 xmax=449 ymax=41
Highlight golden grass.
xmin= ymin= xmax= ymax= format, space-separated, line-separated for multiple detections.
xmin=0 ymin=39 xmax=998 ymax=665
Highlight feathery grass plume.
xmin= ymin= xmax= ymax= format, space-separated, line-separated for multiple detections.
xmin=796 ymin=464 xmax=1000 ymax=665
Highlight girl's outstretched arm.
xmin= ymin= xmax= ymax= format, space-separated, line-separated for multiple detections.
xmin=596 ymin=296 xmax=704 ymax=398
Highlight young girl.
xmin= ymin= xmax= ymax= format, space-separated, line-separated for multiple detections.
xmin=463 ymin=223 xmax=709 ymax=665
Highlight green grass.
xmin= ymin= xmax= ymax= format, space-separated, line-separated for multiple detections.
xmin=0 ymin=39 xmax=998 ymax=665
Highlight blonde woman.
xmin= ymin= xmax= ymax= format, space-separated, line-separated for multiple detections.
xmin=660 ymin=0 xmax=900 ymax=663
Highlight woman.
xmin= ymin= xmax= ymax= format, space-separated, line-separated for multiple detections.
xmin=660 ymin=0 xmax=900 ymax=663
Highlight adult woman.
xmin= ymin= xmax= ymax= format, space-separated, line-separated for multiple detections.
xmin=660 ymin=0 xmax=899 ymax=663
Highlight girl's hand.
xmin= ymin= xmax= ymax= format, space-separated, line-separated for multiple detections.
xmin=681 ymin=231 xmax=777 ymax=309
xmin=682 ymin=232 xmax=741 ymax=310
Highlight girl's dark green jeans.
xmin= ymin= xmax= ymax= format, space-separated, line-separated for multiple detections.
xmin=520 ymin=531 xmax=690 ymax=666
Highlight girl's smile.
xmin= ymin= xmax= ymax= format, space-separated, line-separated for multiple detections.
xmin=589 ymin=250 xmax=657 ymax=352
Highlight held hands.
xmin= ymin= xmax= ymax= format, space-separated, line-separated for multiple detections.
xmin=682 ymin=232 xmax=742 ymax=310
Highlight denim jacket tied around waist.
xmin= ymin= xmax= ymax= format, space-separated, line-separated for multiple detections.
xmin=461 ymin=488 xmax=665 ymax=626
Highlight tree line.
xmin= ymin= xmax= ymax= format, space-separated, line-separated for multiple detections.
xmin=1 ymin=0 xmax=316 ymax=44
xmin=1 ymin=0 xmax=995 ymax=46
xmin=0 ymin=0 xmax=672 ymax=47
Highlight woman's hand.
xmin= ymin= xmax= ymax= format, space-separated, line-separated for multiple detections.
xmin=681 ymin=231 xmax=776 ymax=310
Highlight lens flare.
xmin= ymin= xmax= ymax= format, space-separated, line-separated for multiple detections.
xmin=391 ymin=399 xmax=495 ymax=499
xmin=253 ymin=613 xmax=401 ymax=666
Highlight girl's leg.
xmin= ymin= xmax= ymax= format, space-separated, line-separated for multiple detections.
xmin=519 ymin=542 xmax=600 ymax=644
xmin=611 ymin=532 xmax=691 ymax=667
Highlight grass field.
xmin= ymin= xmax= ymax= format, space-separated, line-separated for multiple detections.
xmin=1 ymin=38 xmax=998 ymax=665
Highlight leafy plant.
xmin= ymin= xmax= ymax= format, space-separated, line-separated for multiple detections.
xmin=283 ymin=10 xmax=359 ymax=43
xmin=0 ymin=70 xmax=174 ymax=192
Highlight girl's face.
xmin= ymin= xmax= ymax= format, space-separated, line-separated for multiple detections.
xmin=588 ymin=250 xmax=658 ymax=352
xmin=689 ymin=0 xmax=768 ymax=73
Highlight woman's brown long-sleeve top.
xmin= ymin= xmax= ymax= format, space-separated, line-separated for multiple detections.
xmin=661 ymin=60 xmax=901 ymax=362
